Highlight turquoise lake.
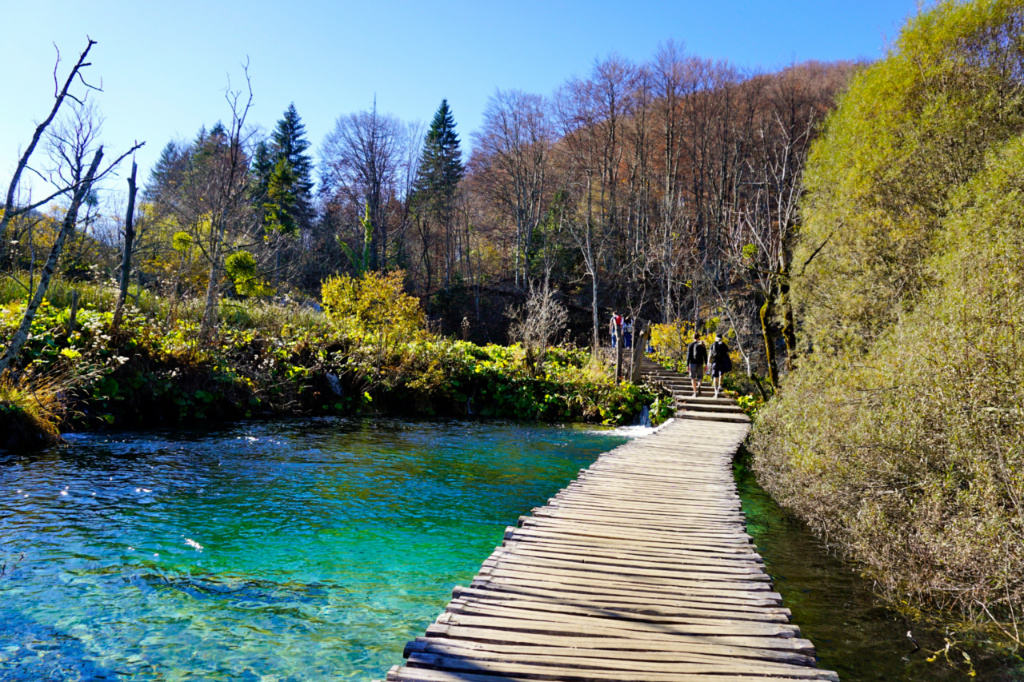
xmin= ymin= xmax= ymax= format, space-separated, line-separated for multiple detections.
xmin=0 ymin=418 xmax=628 ymax=681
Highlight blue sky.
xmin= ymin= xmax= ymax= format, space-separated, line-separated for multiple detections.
xmin=1 ymin=0 xmax=921 ymax=195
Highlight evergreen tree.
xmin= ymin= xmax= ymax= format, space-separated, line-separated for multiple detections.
xmin=269 ymin=103 xmax=314 ymax=232
xmin=414 ymin=99 xmax=464 ymax=202
xmin=251 ymin=140 xmax=274 ymax=201
xmin=412 ymin=99 xmax=464 ymax=291
xmin=144 ymin=141 xmax=183 ymax=201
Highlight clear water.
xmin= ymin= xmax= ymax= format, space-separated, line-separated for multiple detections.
xmin=736 ymin=453 xmax=1024 ymax=681
xmin=0 ymin=418 xmax=627 ymax=681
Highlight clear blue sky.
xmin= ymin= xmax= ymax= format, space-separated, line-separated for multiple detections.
xmin=1 ymin=0 xmax=921 ymax=196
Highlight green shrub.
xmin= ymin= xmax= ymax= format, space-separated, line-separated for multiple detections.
xmin=753 ymin=0 xmax=1024 ymax=645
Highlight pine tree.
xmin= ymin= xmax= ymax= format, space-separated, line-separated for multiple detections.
xmin=412 ymin=99 xmax=464 ymax=291
xmin=414 ymin=99 xmax=464 ymax=202
xmin=251 ymin=140 xmax=274 ymax=201
xmin=269 ymin=103 xmax=314 ymax=231
xmin=144 ymin=141 xmax=183 ymax=201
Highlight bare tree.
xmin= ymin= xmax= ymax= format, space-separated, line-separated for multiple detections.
xmin=0 ymin=41 xmax=142 ymax=377
xmin=321 ymin=101 xmax=415 ymax=272
xmin=554 ymin=55 xmax=635 ymax=349
xmin=0 ymin=150 xmax=104 ymax=376
xmin=0 ymin=39 xmax=101 ymax=266
xmin=471 ymin=89 xmax=553 ymax=288
xmin=508 ymin=281 xmax=568 ymax=376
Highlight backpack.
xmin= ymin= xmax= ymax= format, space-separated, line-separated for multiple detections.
xmin=686 ymin=341 xmax=705 ymax=365
xmin=711 ymin=341 xmax=732 ymax=372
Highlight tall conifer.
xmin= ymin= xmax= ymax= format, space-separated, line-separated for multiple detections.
xmin=268 ymin=104 xmax=314 ymax=233
xmin=413 ymin=99 xmax=464 ymax=290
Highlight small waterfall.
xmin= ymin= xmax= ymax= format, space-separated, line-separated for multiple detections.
xmin=635 ymin=405 xmax=652 ymax=428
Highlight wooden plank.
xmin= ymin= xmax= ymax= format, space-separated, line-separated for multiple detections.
xmin=405 ymin=639 xmax=838 ymax=678
xmin=446 ymin=599 xmax=799 ymax=637
xmin=496 ymin=543 xmax=767 ymax=572
xmin=484 ymin=552 xmax=770 ymax=581
xmin=431 ymin=612 xmax=814 ymax=652
xmin=476 ymin=563 xmax=774 ymax=593
xmin=387 ymin=665 xmax=833 ymax=682
xmin=423 ymin=623 xmax=815 ymax=663
xmin=405 ymin=653 xmax=836 ymax=681
xmin=470 ymin=575 xmax=784 ymax=607
xmin=450 ymin=585 xmax=792 ymax=621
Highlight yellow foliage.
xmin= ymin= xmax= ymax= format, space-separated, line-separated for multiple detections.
xmin=649 ymin=318 xmax=724 ymax=361
xmin=321 ymin=270 xmax=425 ymax=339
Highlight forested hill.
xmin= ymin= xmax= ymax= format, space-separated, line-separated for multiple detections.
xmin=2 ymin=46 xmax=856 ymax=373
xmin=752 ymin=0 xmax=1024 ymax=651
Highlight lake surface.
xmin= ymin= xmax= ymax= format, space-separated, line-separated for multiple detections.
xmin=5 ymin=417 xmax=1021 ymax=681
xmin=0 ymin=418 xmax=627 ymax=681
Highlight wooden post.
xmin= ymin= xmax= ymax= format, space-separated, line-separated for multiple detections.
xmin=614 ymin=334 xmax=623 ymax=383
xmin=67 ymin=289 xmax=79 ymax=336
xmin=630 ymin=324 xmax=649 ymax=383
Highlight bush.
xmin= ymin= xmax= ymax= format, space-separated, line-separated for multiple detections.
xmin=321 ymin=270 xmax=425 ymax=340
xmin=753 ymin=0 xmax=1024 ymax=645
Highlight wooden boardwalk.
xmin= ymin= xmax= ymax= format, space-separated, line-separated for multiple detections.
xmin=377 ymin=369 xmax=837 ymax=681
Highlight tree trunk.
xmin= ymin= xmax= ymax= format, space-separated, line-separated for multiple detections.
xmin=779 ymin=270 xmax=797 ymax=372
xmin=630 ymin=325 xmax=649 ymax=383
xmin=201 ymin=218 xmax=227 ymax=337
xmin=67 ymin=289 xmax=80 ymax=336
xmin=0 ymin=147 xmax=103 ymax=377
xmin=113 ymin=160 xmax=139 ymax=330
xmin=759 ymin=287 xmax=779 ymax=389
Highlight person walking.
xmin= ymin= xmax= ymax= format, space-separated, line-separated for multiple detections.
xmin=709 ymin=332 xmax=732 ymax=398
xmin=609 ymin=312 xmax=621 ymax=349
xmin=623 ymin=318 xmax=633 ymax=349
xmin=686 ymin=334 xmax=708 ymax=398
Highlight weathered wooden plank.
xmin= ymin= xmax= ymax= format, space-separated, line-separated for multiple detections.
xmin=431 ymin=612 xmax=814 ymax=652
xmin=423 ymin=624 xmax=816 ymax=665
xmin=450 ymin=585 xmax=792 ymax=621
xmin=387 ymin=665 xmax=832 ymax=682
xmin=477 ymin=562 xmax=773 ymax=591
xmin=405 ymin=653 xmax=837 ymax=681
xmin=484 ymin=552 xmax=770 ymax=581
xmin=446 ymin=599 xmax=799 ymax=637
xmin=404 ymin=643 xmax=840 ymax=680
xmin=404 ymin=639 xmax=837 ymax=678
xmin=495 ymin=543 xmax=767 ymax=573
xmin=504 ymin=526 xmax=762 ymax=557
xmin=470 ymin=575 xmax=784 ymax=607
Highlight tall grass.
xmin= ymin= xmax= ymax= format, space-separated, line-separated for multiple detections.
xmin=0 ymin=273 xmax=325 ymax=334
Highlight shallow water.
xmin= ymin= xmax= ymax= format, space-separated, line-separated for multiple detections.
xmin=735 ymin=453 xmax=1024 ymax=681
xmin=5 ymin=417 xmax=1020 ymax=681
xmin=0 ymin=418 xmax=626 ymax=681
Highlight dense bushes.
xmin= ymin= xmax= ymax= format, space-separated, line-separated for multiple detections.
xmin=0 ymin=275 xmax=660 ymax=450
xmin=752 ymin=0 xmax=1024 ymax=644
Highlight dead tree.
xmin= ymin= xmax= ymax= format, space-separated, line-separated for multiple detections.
xmin=0 ymin=39 xmax=100 ymax=266
xmin=0 ymin=149 xmax=104 ymax=375
xmin=112 ymin=160 xmax=139 ymax=330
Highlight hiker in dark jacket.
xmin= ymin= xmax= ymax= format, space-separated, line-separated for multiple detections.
xmin=686 ymin=335 xmax=708 ymax=397
xmin=709 ymin=332 xmax=732 ymax=399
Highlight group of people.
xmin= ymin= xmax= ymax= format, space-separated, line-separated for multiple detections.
xmin=608 ymin=311 xmax=733 ymax=399
xmin=685 ymin=332 xmax=732 ymax=399
xmin=607 ymin=312 xmax=636 ymax=349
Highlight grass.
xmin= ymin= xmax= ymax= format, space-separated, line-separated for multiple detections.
xmin=0 ymin=371 xmax=64 ymax=449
